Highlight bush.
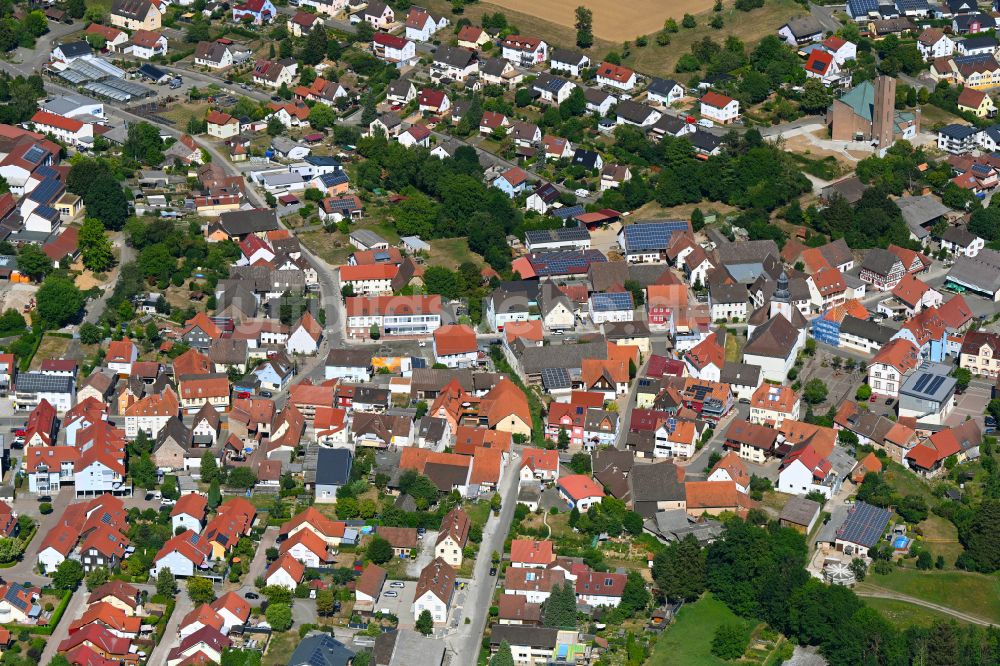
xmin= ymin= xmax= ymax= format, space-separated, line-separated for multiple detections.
xmin=711 ymin=623 xmax=749 ymax=660
xmin=39 ymin=502 xmax=53 ymax=515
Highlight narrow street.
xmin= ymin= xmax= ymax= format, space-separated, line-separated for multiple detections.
xmin=38 ymin=586 xmax=89 ymax=666
xmin=444 ymin=450 xmax=521 ymax=664
xmin=147 ymin=594 xmax=194 ymax=666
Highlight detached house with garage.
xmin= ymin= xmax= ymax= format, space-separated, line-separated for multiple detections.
xmin=405 ymin=7 xmax=448 ymax=42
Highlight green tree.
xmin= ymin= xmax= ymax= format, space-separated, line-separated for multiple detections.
xmin=67 ymin=0 xmax=86 ymax=18
xmin=855 ymin=384 xmax=872 ymax=401
xmin=85 ymin=566 xmax=109 ymax=591
xmin=557 ymin=428 xmax=570 ymax=450
xmin=156 ymin=567 xmax=177 ymax=596
xmin=309 ymin=103 xmax=337 ymax=131
xmin=315 ymin=588 xmax=336 ymax=616
xmin=952 ymin=367 xmax=972 ymax=393
xmin=574 ymin=6 xmax=593 ymax=48
xmin=123 ymin=121 xmax=164 ymax=165
xmin=265 ymin=602 xmax=293 ymax=631
xmin=208 ymin=479 xmax=222 ymax=509
xmin=415 ymin=609 xmax=434 ymax=635
xmin=79 ymin=217 xmax=115 ymax=273
xmin=201 ymin=452 xmax=220 ymax=484
xmin=37 ymin=276 xmax=85 ymax=328
xmin=367 ymin=535 xmax=393 ymax=564
xmin=799 ymin=78 xmax=833 ymax=114
xmin=803 ymin=378 xmax=828 ymax=405
xmin=84 ymin=176 xmax=129 ymax=231
xmin=620 ymin=571 xmax=651 ymax=615
xmin=542 ymin=582 xmax=577 ymax=628
xmin=131 ymin=452 xmax=158 ymax=489
xmin=301 ymin=25 xmax=328 ymax=65
xmin=653 ymin=534 xmax=705 ymax=602
xmin=849 ymin=557 xmax=867 ymax=582
xmin=682 ymin=13 xmax=696 ymax=28
xmin=17 ymin=243 xmax=53 ymax=281
xmin=187 ymin=576 xmax=216 ymax=604
xmin=958 ymin=498 xmax=1000 ymax=572
xmin=569 ymin=453 xmax=591 ymax=474
xmin=226 ymin=467 xmax=257 ymax=489
xmin=711 ymin=623 xmax=749 ymax=660
xmin=490 ymin=641 xmax=515 ymax=666
xmin=52 ymin=559 xmax=84 ymax=590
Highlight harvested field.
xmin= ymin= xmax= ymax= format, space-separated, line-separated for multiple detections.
xmin=474 ymin=0 xmax=713 ymax=42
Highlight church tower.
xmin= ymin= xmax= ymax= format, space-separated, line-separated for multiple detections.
xmin=770 ymin=271 xmax=794 ymax=322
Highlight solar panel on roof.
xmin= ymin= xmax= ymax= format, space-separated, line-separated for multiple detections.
xmin=541 ymin=367 xmax=572 ymax=390
xmin=623 ymin=220 xmax=689 ymax=252
xmin=552 ymin=205 xmax=585 ymax=220
xmin=28 ymin=178 xmax=62 ymax=205
xmin=913 ymin=373 xmax=932 ymax=393
xmin=838 ymin=501 xmax=891 ymax=548
xmin=927 ymin=376 xmax=946 ymax=395
xmin=528 ymin=250 xmax=606 ymax=277
xmin=591 ymin=291 xmax=634 ymax=311
xmin=849 ymin=0 xmax=878 ymax=13
xmin=23 ymin=145 xmax=47 ymax=165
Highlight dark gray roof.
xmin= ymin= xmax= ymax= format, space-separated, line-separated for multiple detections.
xmin=940 ymin=225 xmax=978 ymax=246
xmin=218 ymin=209 xmax=279 ymax=236
xmin=525 ymin=226 xmax=590 ymax=246
xmin=489 ymin=626 xmax=560 ymax=649
xmin=603 ymin=320 xmax=650 ymax=339
xmin=744 ymin=314 xmax=799 ymax=359
xmin=617 ymin=100 xmax=658 ymax=124
xmin=517 ymin=339 xmax=608 ymax=374
xmin=715 ymin=239 xmax=780 ymax=266
xmin=719 ymin=362 xmax=761 ymax=387
xmin=326 ymin=348 xmax=373 ymax=368
xmin=57 ymin=41 xmax=91 ymax=58
xmin=551 ymin=48 xmax=587 ymax=65
xmin=894 ymin=195 xmax=951 ymax=227
xmin=780 ymin=496 xmax=821 ymax=527
xmin=860 ymin=248 xmax=902 ymax=275
xmin=155 ymin=416 xmax=190 ymax=450
xmin=821 ymin=176 xmax=868 ymax=204
xmin=783 ymin=16 xmax=824 ymax=38
xmin=709 ymin=281 xmax=748 ymax=305
xmin=937 ymin=123 xmax=979 ymax=140
xmin=899 ymin=361 xmax=957 ymax=402
xmin=947 ymin=248 xmax=1000 ymax=294
xmin=630 ymin=460 xmax=686 ymax=517
xmin=840 ymin=315 xmax=895 ymax=344
xmin=315 ymin=448 xmax=352 ymax=486
xmin=648 ymin=78 xmax=681 ymax=97
xmin=435 ymin=45 xmax=477 ymax=68
xmin=289 ymin=633 xmax=355 ymax=666
xmin=653 ymin=114 xmax=688 ymax=136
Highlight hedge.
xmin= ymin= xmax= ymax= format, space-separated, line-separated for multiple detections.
xmin=1 ymin=589 xmax=74 ymax=636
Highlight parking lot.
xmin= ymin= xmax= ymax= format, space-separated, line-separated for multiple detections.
xmin=946 ymin=379 xmax=991 ymax=427
xmin=375 ymin=580 xmax=416 ymax=627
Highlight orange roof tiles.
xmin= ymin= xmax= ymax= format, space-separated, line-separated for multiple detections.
xmin=557 ymin=474 xmax=605 ymax=501
xmin=434 ymin=324 xmax=477 ymax=357
xmin=750 ymin=384 xmax=799 ymax=415
xmin=510 ymin=539 xmax=555 ymax=566
xmin=685 ymin=480 xmax=753 ymax=512
xmin=872 ymin=338 xmax=920 ymax=374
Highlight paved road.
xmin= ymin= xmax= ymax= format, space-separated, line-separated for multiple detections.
xmin=236 ymin=526 xmax=278 ymax=596
xmin=38 ymin=584 xmax=89 ymax=665
xmin=6 ymin=486 xmax=77 ymax=584
xmin=147 ymin=593 xmax=195 ymax=666
xmin=444 ymin=451 xmax=521 ymax=664
xmin=855 ymin=585 xmax=995 ymax=626
xmin=808 ymin=3 xmax=843 ymax=34
xmin=84 ymin=234 xmax=136 ymax=326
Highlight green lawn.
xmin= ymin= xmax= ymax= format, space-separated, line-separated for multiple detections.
xmin=865 ymin=597 xmax=968 ymax=629
xmin=915 ymin=514 xmax=964 ymax=569
xmin=859 ymin=569 xmax=1000 ymax=624
xmin=649 ymin=594 xmax=742 ymax=666
xmin=883 ymin=462 xmax=934 ymax=501
xmin=427 ymin=238 xmax=484 ymax=271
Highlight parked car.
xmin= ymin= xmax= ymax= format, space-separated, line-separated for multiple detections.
xmin=246 ymin=592 xmax=260 ymax=599
xmin=260 ymin=391 xmax=273 ymax=398
xmin=383 ymin=591 xmax=398 ymax=598
xmin=390 ymin=581 xmax=405 ymax=588
xmin=489 ymin=567 xmax=497 ymax=577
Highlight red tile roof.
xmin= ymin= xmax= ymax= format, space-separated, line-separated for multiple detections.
xmin=557 ymin=474 xmax=605 ymax=501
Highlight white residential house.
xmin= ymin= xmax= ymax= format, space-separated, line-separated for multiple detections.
xmin=646 ymin=78 xmax=685 ymax=106
xmin=917 ymin=29 xmax=955 ymax=60
xmin=550 ymin=49 xmax=590 ymax=77
xmin=700 ymin=92 xmax=740 ymax=124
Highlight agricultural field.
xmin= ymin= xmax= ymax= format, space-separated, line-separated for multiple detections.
xmin=470 ymin=0 xmax=713 ymax=42
xmin=624 ymin=0 xmax=807 ymax=78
